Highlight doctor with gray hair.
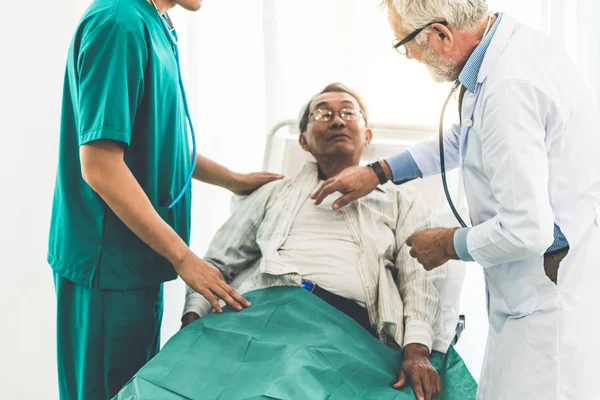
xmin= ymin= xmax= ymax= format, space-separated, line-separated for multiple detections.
xmin=311 ymin=1 xmax=600 ymax=399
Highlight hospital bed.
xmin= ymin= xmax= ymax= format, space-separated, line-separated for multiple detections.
xmin=113 ymin=121 xmax=476 ymax=399
xmin=261 ymin=120 xmax=468 ymax=348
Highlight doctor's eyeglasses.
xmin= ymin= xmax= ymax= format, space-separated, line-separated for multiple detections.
xmin=309 ymin=108 xmax=364 ymax=123
xmin=393 ymin=20 xmax=448 ymax=56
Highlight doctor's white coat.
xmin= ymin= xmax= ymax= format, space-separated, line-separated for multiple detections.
xmin=408 ymin=14 xmax=600 ymax=400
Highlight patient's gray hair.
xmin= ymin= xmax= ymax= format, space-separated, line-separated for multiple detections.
xmin=381 ymin=0 xmax=488 ymax=33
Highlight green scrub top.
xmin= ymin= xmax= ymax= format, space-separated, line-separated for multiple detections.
xmin=48 ymin=0 xmax=191 ymax=290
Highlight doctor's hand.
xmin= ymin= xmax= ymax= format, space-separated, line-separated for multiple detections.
xmin=229 ymin=171 xmax=284 ymax=196
xmin=174 ymin=251 xmax=251 ymax=313
xmin=394 ymin=343 xmax=441 ymax=400
xmin=311 ymin=165 xmax=381 ymax=210
xmin=407 ymin=227 xmax=459 ymax=271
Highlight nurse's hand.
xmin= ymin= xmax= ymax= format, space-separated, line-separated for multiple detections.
xmin=229 ymin=172 xmax=284 ymax=196
xmin=406 ymin=227 xmax=459 ymax=271
xmin=311 ymin=165 xmax=381 ymax=210
xmin=394 ymin=343 xmax=441 ymax=400
xmin=180 ymin=312 xmax=200 ymax=329
xmin=174 ymin=251 xmax=251 ymax=313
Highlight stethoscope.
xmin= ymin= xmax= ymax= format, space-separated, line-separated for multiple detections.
xmin=439 ymin=14 xmax=493 ymax=228
xmin=150 ymin=0 xmax=197 ymax=209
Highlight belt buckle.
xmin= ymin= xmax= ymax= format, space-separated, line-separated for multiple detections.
xmin=301 ymin=280 xmax=315 ymax=293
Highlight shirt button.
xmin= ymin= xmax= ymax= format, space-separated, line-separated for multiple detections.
xmin=463 ymin=119 xmax=473 ymax=127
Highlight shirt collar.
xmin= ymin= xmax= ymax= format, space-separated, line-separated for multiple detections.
xmin=458 ymin=13 xmax=504 ymax=92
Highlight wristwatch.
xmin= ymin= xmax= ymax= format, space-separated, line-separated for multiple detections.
xmin=367 ymin=160 xmax=388 ymax=185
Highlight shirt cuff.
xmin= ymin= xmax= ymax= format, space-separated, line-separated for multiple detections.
xmin=403 ymin=320 xmax=434 ymax=352
xmin=183 ymin=291 xmax=214 ymax=319
xmin=454 ymin=227 xmax=475 ymax=262
xmin=385 ymin=151 xmax=422 ymax=184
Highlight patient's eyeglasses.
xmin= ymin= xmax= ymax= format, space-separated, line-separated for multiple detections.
xmin=309 ymin=108 xmax=363 ymax=123
xmin=393 ymin=20 xmax=448 ymax=56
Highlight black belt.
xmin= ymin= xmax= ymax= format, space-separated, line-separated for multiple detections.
xmin=304 ymin=282 xmax=377 ymax=337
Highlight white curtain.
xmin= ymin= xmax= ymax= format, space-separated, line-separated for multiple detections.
xmin=577 ymin=0 xmax=600 ymax=104
xmin=493 ymin=0 xmax=600 ymax=103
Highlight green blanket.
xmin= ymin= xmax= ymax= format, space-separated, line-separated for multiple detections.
xmin=115 ymin=287 xmax=476 ymax=399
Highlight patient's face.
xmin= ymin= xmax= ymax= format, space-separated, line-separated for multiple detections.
xmin=301 ymin=92 xmax=372 ymax=161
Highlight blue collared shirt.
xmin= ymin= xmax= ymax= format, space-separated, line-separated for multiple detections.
xmin=458 ymin=14 xmax=502 ymax=93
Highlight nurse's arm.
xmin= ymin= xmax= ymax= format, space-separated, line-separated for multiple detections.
xmin=80 ymin=139 xmax=250 ymax=313
xmin=192 ymin=153 xmax=282 ymax=195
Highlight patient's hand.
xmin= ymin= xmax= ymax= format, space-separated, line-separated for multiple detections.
xmin=394 ymin=343 xmax=441 ymax=400
xmin=181 ymin=312 xmax=200 ymax=330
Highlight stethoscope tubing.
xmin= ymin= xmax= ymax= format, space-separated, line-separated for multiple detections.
xmin=439 ymin=82 xmax=468 ymax=228
xmin=151 ymin=2 xmax=197 ymax=209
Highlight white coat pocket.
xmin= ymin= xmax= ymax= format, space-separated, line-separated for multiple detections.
xmin=485 ymin=258 xmax=547 ymax=317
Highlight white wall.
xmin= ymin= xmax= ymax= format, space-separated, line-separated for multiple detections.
xmin=0 ymin=3 xmax=191 ymax=398
xmin=0 ymin=1 xmax=92 ymax=398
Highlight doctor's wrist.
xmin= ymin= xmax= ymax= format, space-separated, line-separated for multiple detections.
xmin=444 ymin=228 xmax=460 ymax=260
xmin=381 ymin=160 xmax=393 ymax=182
xmin=367 ymin=160 xmax=392 ymax=185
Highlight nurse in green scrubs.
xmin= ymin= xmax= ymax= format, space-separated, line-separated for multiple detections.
xmin=48 ymin=0 xmax=281 ymax=398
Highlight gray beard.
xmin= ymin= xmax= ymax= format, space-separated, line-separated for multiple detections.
xmin=422 ymin=45 xmax=463 ymax=83
xmin=428 ymin=66 xmax=450 ymax=83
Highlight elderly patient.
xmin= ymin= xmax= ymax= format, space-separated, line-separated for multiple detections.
xmin=179 ymin=83 xmax=463 ymax=399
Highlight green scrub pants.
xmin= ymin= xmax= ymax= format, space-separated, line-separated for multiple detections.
xmin=54 ymin=274 xmax=163 ymax=400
